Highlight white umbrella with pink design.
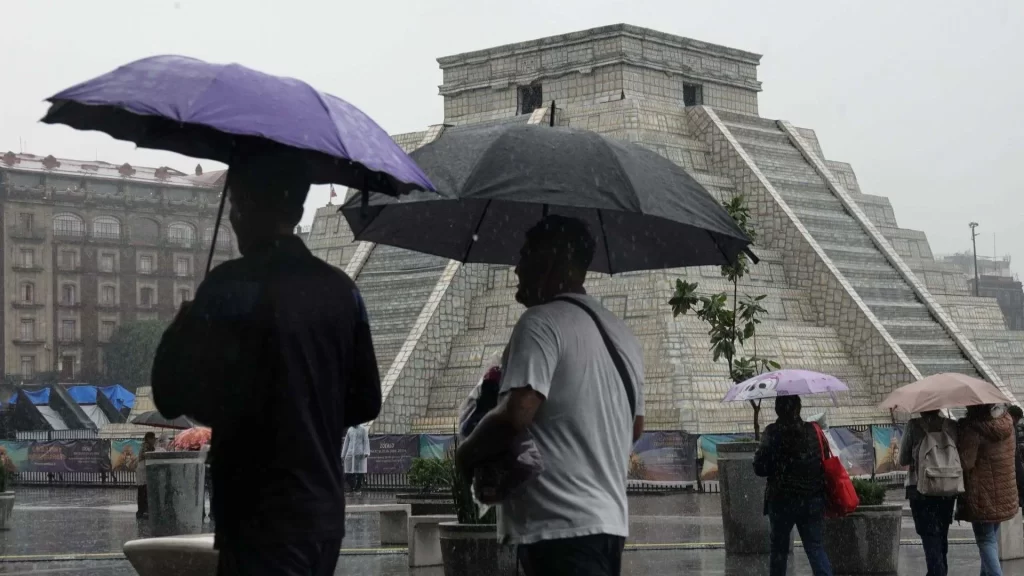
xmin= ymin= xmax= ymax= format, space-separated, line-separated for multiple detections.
xmin=722 ymin=369 xmax=849 ymax=404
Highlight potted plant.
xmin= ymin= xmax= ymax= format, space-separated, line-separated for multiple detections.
xmin=824 ymin=478 xmax=902 ymax=574
xmin=0 ymin=458 xmax=13 ymax=530
xmin=438 ymin=442 xmax=518 ymax=576
xmin=399 ymin=457 xmax=457 ymax=516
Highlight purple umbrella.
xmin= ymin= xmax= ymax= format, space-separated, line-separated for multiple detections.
xmin=40 ymin=55 xmax=436 ymax=270
xmin=722 ymin=370 xmax=849 ymax=403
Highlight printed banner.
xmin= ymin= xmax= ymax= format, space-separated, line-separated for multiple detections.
xmin=0 ymin=440 xmax=109 ymax=473
xmin=827 ymin=427 xmax=874 ymax=476
xmin=419 ymin=434 xmax=455 ymax=460
xmin=872 ymin=425 xmax=906 ymax=475
xmin=367 ymin=435 xmax=419 ymax=474
xmin=630 ymin=431 xmax=697 ymax=482
xmin=698 ymin=434 xmax=754 ymax=481
xmin=0 ymin=441 xmax=30 ymax=474
xmin=110 ymin=440 xmax=144 ymax=472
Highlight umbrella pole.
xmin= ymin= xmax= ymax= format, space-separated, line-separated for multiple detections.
xmin=597 ymin=210 xmax=614 ymax=275
xmin=204 ymin=177 xmax=230 ymax=276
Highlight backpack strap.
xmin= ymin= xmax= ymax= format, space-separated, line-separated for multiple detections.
xmin=554 ymin=296 xmax=636 ymax=417
xmin=811 ymin=422 xmax=832 ymax=460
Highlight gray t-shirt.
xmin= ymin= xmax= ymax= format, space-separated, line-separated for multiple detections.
xmin=498 ymin=294 xmax=645 ymax=545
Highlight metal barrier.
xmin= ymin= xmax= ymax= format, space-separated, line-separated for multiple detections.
xmin=15 ymin=470 xmax=136 ymax=486
xmin=15 ymin=429 xmax=100 ymax=440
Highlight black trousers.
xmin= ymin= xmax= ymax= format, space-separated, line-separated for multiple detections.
xmin=908 ymin=487 xmax=955 ymax=576
xmin=136 ymin=485 xmax=148 ymax=516
xmin=518 ymin=534 xmax=625 ymax=576
xmin=217 ymin=538 xmax=342 ymax=576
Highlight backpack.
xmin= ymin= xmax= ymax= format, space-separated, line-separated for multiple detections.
xmin=916 ymin=420 xmax=964 ymax=497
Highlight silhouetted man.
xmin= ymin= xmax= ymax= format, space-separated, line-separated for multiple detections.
xmin=152 ymin=146 xmax=381 ymax=576
xmin=457 ymin=215 xmax=645 ymax=576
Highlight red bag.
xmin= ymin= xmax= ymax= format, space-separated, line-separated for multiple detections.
xmin=813 ymin=423 xmax=859 ymax=518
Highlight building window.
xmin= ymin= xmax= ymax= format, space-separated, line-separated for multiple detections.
xmin=175 ymin=257 xmax=190 ymax=276
xmin=53 ymin=213 xmax=85 ymax=237
xmin=518 ymin=84 xmax=543 ymax=116
xmin=130 ymin=218 xmax=160 ymax=243
xmin=139 ymin=255 xmax=154 ymax=274
xmin=61 ymin=319 xmax=77 ymax=341
xmin=168 ymin=222 xmax=196 ymax=247
xmin=178 ymin=288 xmax=191 ymax=304
xmin=20 ymin=355 xmax=34 ymax=377
xmin=60 ymin=355 xmax=75 ymax=379
xmin=18 ymin=213 xmax=34 ymax=232
xmin=101 ymin=285 xmax=116 ymax=305
xmin=100 ymin=253 xmax=116 ymax=273
xmin=100 ymin=320 xmax=117 ymax=342
xmin=683 ymin=83 xmax=703 ymax=107
xmin=20 ymin=249 xmax=34 ymax=268
xmin=61 ymin=284 xmax=77 ymax=305
xmin=93 ymin=216 xmax=121 ymax=240
xmin=60 ymin=250 xmax=77 ymax=270
xmin=21 ymin=282 xmax=34 ymax=303
xmin=140 ymin=287 xmax=154 ymax=307
xmin=19 ymin=318 xmax=35 ymax=341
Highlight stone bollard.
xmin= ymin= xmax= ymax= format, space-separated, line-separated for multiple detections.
xmin=719 ymin=442 xmax=776 ymax=554
xmin=146 ymin=451 xmax=206 ymax=537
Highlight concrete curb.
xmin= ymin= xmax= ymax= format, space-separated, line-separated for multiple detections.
xmin=0 ymin=540 xmax=979 ymax=562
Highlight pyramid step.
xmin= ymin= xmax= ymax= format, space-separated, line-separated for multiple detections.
xmin=763 ymin=172 xmax=828 ymax=191
xmin=847 ymin=279 xmax=919 ymax=302
xmin=882 ymin=319 xmax=950 ymax=340
xmin=898 ymin=339 xmax=965 ymax=358
xmin=737 ymin=140 xmax=805 ymax=161
xmin=832 ymin=262 xmax=903 ymax=283
xmin=817 ymin=243 xmax=887 ymax=264
xmin=714 ymin=110 xmax=781 ymax=131
xmin=790 ymin=208 xmax=862 ymax=231
xmin=775 ymin=188 xmax=845 ymax=212
xmin=692 ymin=172 xmax=737 ymax=190
xmin=911 ymin=359 xmax=978 ymax=378
xmin=802 ymin=225 xmax=877 ymax=249
xmin=863 ymin=300 xmax=933 ymax=322
xmin=726 ymin=124 xmax=792 ymax=147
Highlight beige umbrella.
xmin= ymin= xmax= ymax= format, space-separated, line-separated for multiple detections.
xmin=879 ymin=373 xmax=1012 ymax=413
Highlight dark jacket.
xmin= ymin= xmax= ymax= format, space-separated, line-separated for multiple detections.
xmin=957 ymin=412 xmax=1017 ymax=523
xmin=152 ymin=236 xmax=381 ymax=546
xmin=753 ymin=419 xmax=825 ymax=515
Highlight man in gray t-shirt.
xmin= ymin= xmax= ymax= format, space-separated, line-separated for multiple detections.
xmin=457 ymin=215 xmax=644 ymax=576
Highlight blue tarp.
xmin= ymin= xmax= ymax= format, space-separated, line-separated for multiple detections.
xmin=100 ymin=385 xmax=134 ymax=410
xmin=67 ymin=386 xmax=98 ymax=404
xmin=8 ymin=388 xmax=50 ymax=406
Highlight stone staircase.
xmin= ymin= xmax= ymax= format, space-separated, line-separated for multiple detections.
xmin=355 ymin=245 xmax=450 ymax=375
xmin=715 ymin=109 xmax=979 ymax=378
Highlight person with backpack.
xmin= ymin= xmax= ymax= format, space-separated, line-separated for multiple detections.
xmin=1007 ymin=405 xmax=1024 ymax=509
xmin=898 ymin=411 xmax=961 ymax=576
xmin=958 ymin=404 xmax=1017 ymax=576
xmin=753 ymin=395 xmax=833 ymax=576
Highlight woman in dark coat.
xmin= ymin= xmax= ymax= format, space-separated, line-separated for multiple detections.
xmin=754 ymin=395 xmax=833 ymax=576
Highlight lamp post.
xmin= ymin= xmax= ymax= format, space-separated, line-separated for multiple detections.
xmin=970 ymin=222 xmax=980 ymax=297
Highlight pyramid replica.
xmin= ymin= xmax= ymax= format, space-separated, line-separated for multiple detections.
xmin=307 ymin=24 xmax=1024 ymax=434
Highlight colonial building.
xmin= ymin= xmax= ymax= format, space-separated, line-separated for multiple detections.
xmin=0 ymin=152 xmax=237 ymax=382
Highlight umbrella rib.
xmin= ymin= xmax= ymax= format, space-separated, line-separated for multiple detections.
xmin=461 ymin=199 xmax=492 ymax=263
xmin=597 ymin=209 xmax=614 ymax=275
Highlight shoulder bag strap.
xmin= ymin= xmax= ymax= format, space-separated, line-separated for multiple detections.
xmin=811 ymin=422 xmax=830 ymax=461
xmin=554 ymin=296 xmax=636 ymax=417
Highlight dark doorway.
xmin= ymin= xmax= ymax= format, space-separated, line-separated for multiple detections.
xmin=518 ymin=84 xmax=543 ymax=115
xmin=683 ymin=83 xmax=703 ymax=107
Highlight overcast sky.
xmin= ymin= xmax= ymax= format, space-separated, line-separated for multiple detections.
xmin=2 ymin=0 xmax=1020 ymax=267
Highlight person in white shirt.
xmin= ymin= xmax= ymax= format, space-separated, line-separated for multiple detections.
xmin=457 ymin=215 xmax=645 ymax=576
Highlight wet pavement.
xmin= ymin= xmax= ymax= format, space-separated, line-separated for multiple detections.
xmin=0 ymin=488 xmax=1017 ymax=575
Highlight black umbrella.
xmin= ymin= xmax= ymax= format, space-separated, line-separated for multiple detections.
xmin=130 ymin=410 xmax=195 ymax=430
xmin=342 ymin=123 xmax=753 ymax=274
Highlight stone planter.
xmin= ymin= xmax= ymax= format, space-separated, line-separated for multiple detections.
xmin=824 ymin=504 xmax=902 ymax=574
xmin=439 ymin=522 xmax=518 ymax=576
xmin=145 ymin=451 xmax=206 ymax=537
xmin=397 ymin=493 xmax=456 ymax=516
xmin=719 ymin=441 xmax=778 ymax=554
xmin=0 ymin=491 xmax=13 ymax=530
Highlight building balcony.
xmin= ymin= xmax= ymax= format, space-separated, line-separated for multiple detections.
xmin=12 ymin=264 xmax=44 ymax=273
xmin=167 ymin=237 xmax=195 ymax=249
xmin=58 ymin=335 xmax=82 ymax=345
xmin=58 ymin=300 xmax=82 ymax=309
xmin=11 ymin=300 xmax=44 ymax=309
xmin=57 ymin=263 xmax=81 ymax=273
xmin=130 ymin=233 xmax=161 ymax=246
xmin=89 ymin=232 xmax=123 ymax=245
xmin=97 ymin=301 xmax=120 ymax=310
xmin=53 ymin=230 xmax=86 ymax=243
xmin=13 ymin=337 xmax=46 ymax=346
xmin=9 ymin=228 xmax=46 ymax=242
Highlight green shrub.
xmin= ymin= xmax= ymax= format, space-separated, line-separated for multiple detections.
xmin=407 ymin=458 xmax=451 ymax=493
xmin=852 ymin=478 xmax=886 ymax=506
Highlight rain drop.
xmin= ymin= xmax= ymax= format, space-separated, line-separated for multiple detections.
xmin=472 ymin=234 xmax=479 ymax=242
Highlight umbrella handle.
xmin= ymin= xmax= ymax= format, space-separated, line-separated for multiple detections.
xmin=205 ymin=177 xmax=229 ymax=277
